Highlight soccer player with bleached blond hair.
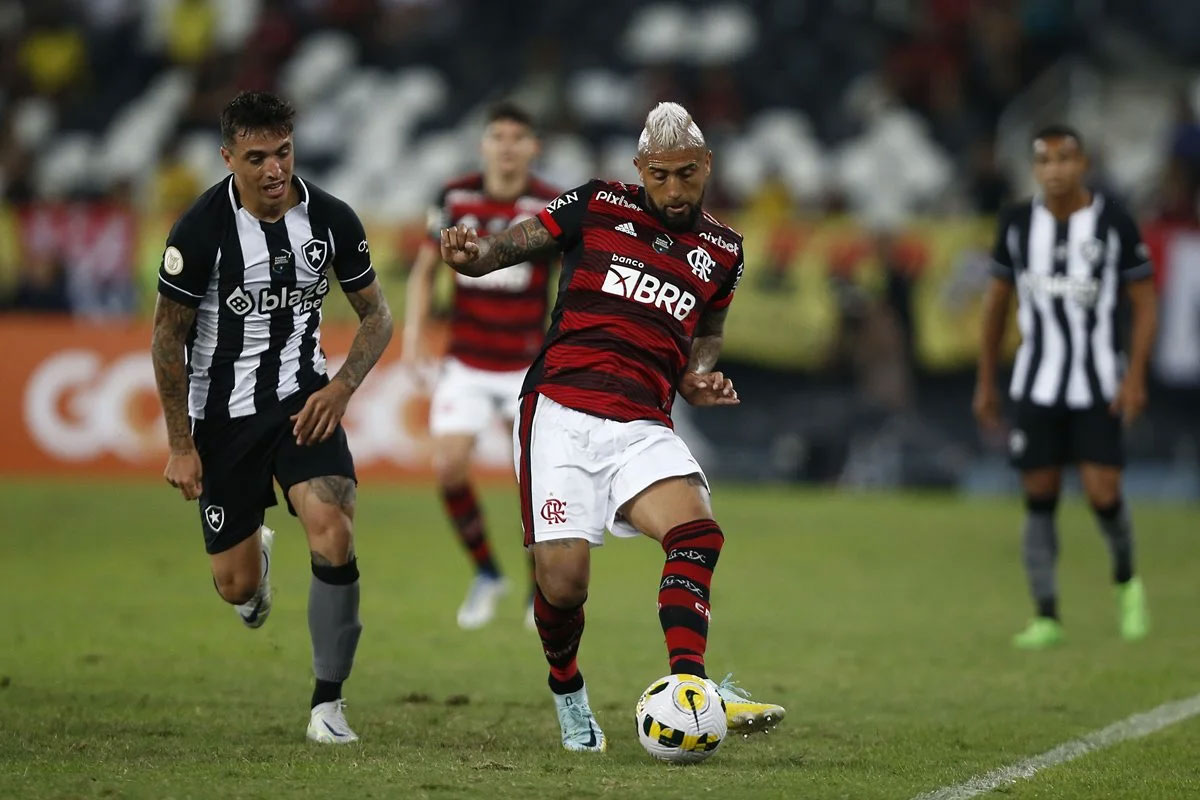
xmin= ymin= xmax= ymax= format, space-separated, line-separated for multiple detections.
xmin=439 ymin=101 xmax=786 ymax=753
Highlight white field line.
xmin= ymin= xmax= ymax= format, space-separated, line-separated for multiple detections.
xmin=911 ymin=692 xmax=1200 ymax=800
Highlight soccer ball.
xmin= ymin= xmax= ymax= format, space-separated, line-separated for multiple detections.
xmin=635 ymin=674 xmax=727 ymax=763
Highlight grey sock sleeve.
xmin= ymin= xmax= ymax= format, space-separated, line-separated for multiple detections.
xmin=308 ymin=560 xmax=363 ymax=683
xmin=1022 ymin=510 xmax=1058 ymax=613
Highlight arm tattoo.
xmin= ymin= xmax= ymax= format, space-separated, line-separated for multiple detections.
xmin=470 ymin=218 xmax=558 ymax=275
xmin=334 ymin=280 xmax=394 ymax=392
xmin=150 ymin=296 xmax=198 ymax=451
xmin=688 ymin=307 xmax=727 ymax=373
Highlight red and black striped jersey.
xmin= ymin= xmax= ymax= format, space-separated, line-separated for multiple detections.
xmin=428 ymin=173 xmax=560 ymax=371
xmin=524 ymin=180 xmax=745 ymax=426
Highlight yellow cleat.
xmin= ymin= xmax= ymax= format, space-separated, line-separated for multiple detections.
xmin=708 ymin=673 xmax=786 ymax=736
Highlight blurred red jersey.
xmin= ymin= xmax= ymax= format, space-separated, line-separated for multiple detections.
xmin=430 ymin=173 xmax=559 ymax=371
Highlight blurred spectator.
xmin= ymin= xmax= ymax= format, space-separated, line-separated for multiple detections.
xmin=5 ymin=251 xmax=69 ymax=312
xmin=166 ymin=0 xmax=217 ymax=66
xmin=18 ymin=3 xmax=87 ymax=98
xmin=152 ymin=139 xmax=203 ymax=216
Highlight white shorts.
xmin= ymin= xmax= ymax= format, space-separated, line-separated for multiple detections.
xmin=513 ymin=393 xmax=709 ymax=547
xmin=429 ymin=357 xmax=527 ymax=436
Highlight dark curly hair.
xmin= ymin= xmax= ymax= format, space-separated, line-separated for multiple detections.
xmin=220 ymin=91 xmax=295 ymax=148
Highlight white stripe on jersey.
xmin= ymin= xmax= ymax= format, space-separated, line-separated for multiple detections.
xmin=1093 ymin=228 xmax=1121 ymax=400
xmin=1063 ymin=200 xmax=1099 ymax=407
xmin=186 ymin=250 xmax=222 ymax=418
xmin=226 ymin=209 xmax=272 ymax=417
xmin=1027 ymin=205 xmax=1065 ymax=406
xmin=278 ymin=209 xmax=320 ymax=400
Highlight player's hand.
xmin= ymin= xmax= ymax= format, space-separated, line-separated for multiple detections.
xmin=679 ymin=371 xmax=739 ymax=407
xmin=1110 ymin=374 xmax=1147 ymax=426
xmin=440 ymin=223 xmax=480 ymax=268
xmin=972 ymin=381 xmax=1003 ymax=431
xmin=291 ymin=380 xmax=353 ymax=446
xmin=164 ymin=447 xmax=203 ymax=501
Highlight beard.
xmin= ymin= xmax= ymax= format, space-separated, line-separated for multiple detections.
xmin=645 ymin=188 xmax=706 ymax=232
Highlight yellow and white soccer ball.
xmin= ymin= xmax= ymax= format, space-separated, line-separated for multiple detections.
xmin=635 ymin=674 xmax=727 ymax=763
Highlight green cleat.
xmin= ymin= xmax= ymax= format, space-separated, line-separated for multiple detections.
xmin=1117 ymin=577 xmax=1149 ymax=641
xmin=1012 ymin=617 xmax=1063 ymax=650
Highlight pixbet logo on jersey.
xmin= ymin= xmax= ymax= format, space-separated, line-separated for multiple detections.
xmin=225 ymin=276 xmax=331 ymax=317
xmin=601 ymin=255 xmax=696 ymax=321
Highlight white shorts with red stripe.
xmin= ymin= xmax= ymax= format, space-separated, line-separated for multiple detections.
xmin=429 ymin=356 xmax=527 ymax=436
xmin=513 ymin=393 xmax=709 ymax=547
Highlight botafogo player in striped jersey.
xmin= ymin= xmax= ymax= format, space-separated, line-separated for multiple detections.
xmin=974 ymin=124 xmax=1157 ymax=650
xmin=150 ymin=92 xmax=393 ymax=742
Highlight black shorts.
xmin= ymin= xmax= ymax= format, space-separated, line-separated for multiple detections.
xmin=192 ymin=385 xmax=356 ymax=554
xmin=1008 ymin=401 xmax=1124 ymax=471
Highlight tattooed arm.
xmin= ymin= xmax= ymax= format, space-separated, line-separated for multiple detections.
xmin=291 ymin=278 xmax=393 ymax=445
xmin=679 ymin=306 xmax=739 ymax=407
xmin=440 ymin=217 xmax=559 ymax=277
xmin=151 ymin=295 xmax=203 ymax=499
xmin=688 ymin=305 xmax=728 ymax=374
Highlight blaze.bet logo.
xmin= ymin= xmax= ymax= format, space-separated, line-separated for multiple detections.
xmin=224 ymin=277 xmax=332 ymax=316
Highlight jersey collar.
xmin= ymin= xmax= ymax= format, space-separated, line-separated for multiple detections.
xmin=227 ymin=175 xmax=310 ymax=214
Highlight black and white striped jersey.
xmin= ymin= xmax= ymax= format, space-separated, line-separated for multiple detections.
xmin=157 ymin=175 xmax=376 ymax=420
xmin=990 ymin=193 xmax=1153 ymax=409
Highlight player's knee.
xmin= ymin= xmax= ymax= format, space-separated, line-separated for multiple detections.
xmin=433 ymin=456 xmax=470 ymax=488
xmin=212 ymin=570 xmax=258 ymax=605
xmin=1086 ymin=486 xmax=1122 ymax=513
xmin=537 ymin=568 xmax=589 ymax=609
xmin=307 ymin=518 xmax=354 ymax=567
xmin=1024 ymin=494 xmax=1059 ymax=515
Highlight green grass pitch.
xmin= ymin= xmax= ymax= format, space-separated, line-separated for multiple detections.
xmin=1 ymin=480 xmax=1198 ymax=799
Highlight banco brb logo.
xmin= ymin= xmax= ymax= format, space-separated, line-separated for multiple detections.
xmin=601 ymin=256 xmax=696 ymax=320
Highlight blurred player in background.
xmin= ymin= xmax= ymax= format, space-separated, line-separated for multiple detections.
xmin=403 ymin=102 xmax=558 ymax=630
xmin=975 ymin=124 xmax=1157 ymax=650
xmin=441 ymin=102 xmax=785 ymax=753
xmin=151 ymin=92 xmax=393 ymax=741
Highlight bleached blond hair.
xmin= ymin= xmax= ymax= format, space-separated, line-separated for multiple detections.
xmin=637 ymin=102 xmax=706 ymax=156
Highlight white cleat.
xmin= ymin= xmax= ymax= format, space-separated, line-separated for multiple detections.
xmin=306 ymin=699 xmax=359 ymax=744
xmin=456 ymin=574 xmax=509 ymax=630
xmin=553 ymin=685 xmax=607 ymax=753
xmin=235 ymin=526 xmax=274 ymax=629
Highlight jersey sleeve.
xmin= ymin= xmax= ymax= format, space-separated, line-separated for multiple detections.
xmin=990 ymin=206 xmax=1016 ymax=282
xmin=328 ymin=201 xmax=377 ymax=293
xmin=709 ymin=252 xmax=744 ymax=311
xmin=1113 ymin=208 xmax=1154 ymax=282
xmin=535 ymin=181 xmax=596 ymax=250
xmin=157 ymin=215 xmax=219 ymax=308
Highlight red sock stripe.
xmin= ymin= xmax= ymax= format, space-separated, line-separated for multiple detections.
xmin=662 ymin=519 xmax=717 ymax=548
xmin=665 ymin=560 xmax=716 ymax=586
xmin=659 ymin=587 xmax=708 ymax=609
xmin=664 ymin=627 xmax=708 ymax=658
xmin=517 ymin=395 xmax=538 ymax=548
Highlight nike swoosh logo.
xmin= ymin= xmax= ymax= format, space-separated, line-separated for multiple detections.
xmin=583 ymin=722 xmax=597 ymax=748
